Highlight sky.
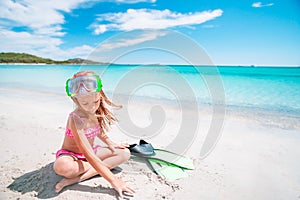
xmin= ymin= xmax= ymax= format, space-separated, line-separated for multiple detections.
xmin=0 ymin=0 xmax=299 ymax=66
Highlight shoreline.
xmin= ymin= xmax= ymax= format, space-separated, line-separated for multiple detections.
xmin=1 ymin=63 xmax=300 ymax=68
xmin=1 ymin=85 xmax=299 ymax=130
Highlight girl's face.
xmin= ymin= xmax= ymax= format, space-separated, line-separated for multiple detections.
xmin=76 ymin=92 xmax=101 ymax=114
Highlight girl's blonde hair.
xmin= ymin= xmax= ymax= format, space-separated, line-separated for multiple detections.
xmin=96 ymin=89 xmax=122 ymax=136
xmin=72 ymin=71 xmax=122 ymax=136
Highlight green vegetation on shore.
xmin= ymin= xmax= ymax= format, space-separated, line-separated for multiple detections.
xmin=0 ymin=52 xmax=106 ymax=64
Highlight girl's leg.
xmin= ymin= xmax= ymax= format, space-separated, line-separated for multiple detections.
xmin=54 ymin=148 xmax=130 ymax=192
xmin=53 ymin=155 xmax=92 ymax=178
xmin=53 ymin=155 xmax=93 ymax=192
xmin=96 ymin=147 xmax=131 ymax=169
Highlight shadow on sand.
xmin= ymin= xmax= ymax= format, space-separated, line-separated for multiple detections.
xmin=7 ymin=162 xmax=122 ymax=199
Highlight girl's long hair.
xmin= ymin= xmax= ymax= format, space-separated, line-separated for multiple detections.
xmin=72 ymin=71 xmax=122 ymax=136
xmin=96 ymin=89 xmax=122 ymax=136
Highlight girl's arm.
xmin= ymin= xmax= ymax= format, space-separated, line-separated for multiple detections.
xmin=70 ymin=116 xmax=134 ymax=197
xmin=98 ymin=133 xmax=128 ymax=153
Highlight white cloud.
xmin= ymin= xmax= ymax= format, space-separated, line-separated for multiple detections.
xmin=0 ymin=0 xmax=95 ymax=60
xmin=202 ymin=25 xmax=216 ymax=29
xmin=92 ymin=9 xmax=223 ymax=34
xmin=0 ymin=29 xmax=62 ymax=52
xmin=115 ymin=0 xmax=156 ymax=3
xmin=0 ymin=1 xmax=216 ymax=61
xmin=0 ymin=0 xmax=87 ymax=36
xmin=60 ymin=45 xmax=95 ymax=60
xmin=0 ymin=0 xmax=158 ymax=60
xmin=86 ymin=0 xmax=156 ymax=4
xmin=252 ymin=2 xmax=274 ymax=8
xmin=99 ymin=30 xmax=167 ymax=50
xmin=0 ymin=29 xmax=94 ymax=60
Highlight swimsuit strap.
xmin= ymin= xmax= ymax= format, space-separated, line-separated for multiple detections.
xmin=66 ymin=112 xmax=84 ymax=138
xmin=70 ymin=112 xmax=85 ymax=124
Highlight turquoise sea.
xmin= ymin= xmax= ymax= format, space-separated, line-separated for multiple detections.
xmin=1 ymin=64 xmax=299 ymax=128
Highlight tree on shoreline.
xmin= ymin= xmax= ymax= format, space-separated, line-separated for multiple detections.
xmin=0 ymin=52 xmax=106 ymax=64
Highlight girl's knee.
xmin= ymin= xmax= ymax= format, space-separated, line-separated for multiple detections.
xmin=119 ymin=148 xmax=130 ymax=161
xmin=53 ymin=158 xmax=77 ymax=178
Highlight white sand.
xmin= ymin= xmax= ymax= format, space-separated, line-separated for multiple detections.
xmin=0 ymin=87 xmax=299 ymax=200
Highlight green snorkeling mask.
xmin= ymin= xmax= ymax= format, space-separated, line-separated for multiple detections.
xmin=65 ymin=74 xmax=102 ymax=97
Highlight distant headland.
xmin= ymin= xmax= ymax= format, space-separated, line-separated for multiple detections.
xmin=0 ymin=52 xmax=108 ymax=65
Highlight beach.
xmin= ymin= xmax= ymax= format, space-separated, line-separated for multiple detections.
xmin=1 ymin=85 xmax=300 ymax=199
xmin=0 ymin=65 xmax=300 ymax=199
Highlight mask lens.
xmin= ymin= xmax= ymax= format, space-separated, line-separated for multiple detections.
xmin=68 ymin=78 xmax=80 ymax=94
xmin=66 ymin=75 xmax=101 ymax=96
xmin=82 ymin=77 xmax=97 ymax=91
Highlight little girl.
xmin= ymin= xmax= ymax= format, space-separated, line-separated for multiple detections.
xmin=53 ymin=71 xmax=134 ymax=198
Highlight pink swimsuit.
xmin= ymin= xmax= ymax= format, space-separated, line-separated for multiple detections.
xmin=56 ymin=112 xmax=101 ymax=160
xmin=65 ymin=125 xmax=100 ymax=139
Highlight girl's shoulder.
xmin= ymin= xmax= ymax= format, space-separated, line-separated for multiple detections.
xmin=69 ymin=111 xmax=84 ymax=121
xmin=68 ymin=111 xmax=98 ymax=129
xmin=68 ymin=111 xmax=87 ymax=129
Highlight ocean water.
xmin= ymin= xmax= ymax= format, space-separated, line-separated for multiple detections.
xmin=1 ymin=64 xmax=299 ymax=127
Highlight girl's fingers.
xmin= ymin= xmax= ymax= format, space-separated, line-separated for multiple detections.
xmin=118 ymin=188 xmax=134 ymax=199
xmin=116 ymin=144 xmax=129 ymax=149
xmin=114 ymin=181 xmax=135 ymax=198
xmin=125 ymin=186 xmax=135 ymax=194
xmin=122 ymin=143 xmax=130 ymax=147
xmin=119 ymin=187 xmax=135 ymax=199
xmin=118 ymin=189 xmax=123 ymax=199
xmin=108 ymin=145 xmax=116 ymax=153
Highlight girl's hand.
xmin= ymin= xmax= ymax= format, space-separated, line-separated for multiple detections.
xmin=111 ymin=177 xmax=135 ymax=198
xmin=114 ymin=143 xmax=129 ymax=149
xmin=107 ymin=141 xmax=129 ymax=153
xmin=107 ymin=143 xmax=116 ymax=153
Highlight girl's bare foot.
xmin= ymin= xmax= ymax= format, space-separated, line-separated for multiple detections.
xmin=55 ymin=178 xmax=77 ymax=193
